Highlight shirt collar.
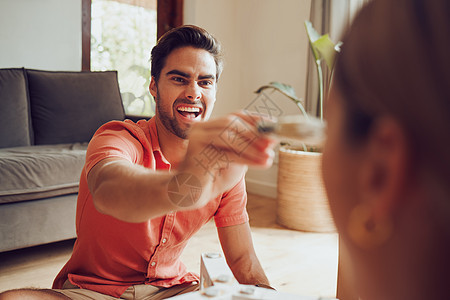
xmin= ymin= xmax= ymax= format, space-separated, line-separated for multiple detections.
xmin=148 ymin=117 xmax=171 ymax=170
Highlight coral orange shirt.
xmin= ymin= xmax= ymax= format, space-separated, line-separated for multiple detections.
xmin=53 ymin=118 xmax=249 ymax=298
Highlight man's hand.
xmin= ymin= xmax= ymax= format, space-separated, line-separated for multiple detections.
xmin=174 ymin=111 xmax=276 ymax=210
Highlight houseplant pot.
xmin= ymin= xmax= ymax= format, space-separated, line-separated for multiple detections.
xmin=277 ymin=146 xmax=335 ymax=232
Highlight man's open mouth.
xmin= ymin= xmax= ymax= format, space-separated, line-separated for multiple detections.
xmin=176 ymin=105 xmax=203 ymax=119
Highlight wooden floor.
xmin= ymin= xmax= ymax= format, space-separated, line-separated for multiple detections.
xmin=0 ymin=193 xmax=338 ymax=298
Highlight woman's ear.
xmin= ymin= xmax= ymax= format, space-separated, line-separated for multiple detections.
xmin=350 ymin=117 xmax=411 ymax=248
xmin=149 ymin=77 xmax=157 ymax=99
xmin=347 ymin=117 xmax=411 ymax=249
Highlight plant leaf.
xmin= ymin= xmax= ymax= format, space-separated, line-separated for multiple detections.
xmin=255 ymin=82 xmax=308 ymax=118
xmin=305 ymin=21 xmax=340 ymax=70
xmin=255 ymin=82 xmax=301 ymax=102
xmin=304 ymin=21 xmax=321 ymax=61
xmin=313 ymin=34 xmax=338 ymax=70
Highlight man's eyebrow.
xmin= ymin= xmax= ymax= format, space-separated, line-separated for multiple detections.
xmin=166 ymin=69 xmax=216 ymax=81
xmin=166 ymin=70 xmax=190 ymax=78
xmin=198 ymin=74 xmax=216 ymax=80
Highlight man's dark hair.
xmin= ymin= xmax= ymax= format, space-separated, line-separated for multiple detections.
xmin=150 ymin=25 xmax=223 ymax=82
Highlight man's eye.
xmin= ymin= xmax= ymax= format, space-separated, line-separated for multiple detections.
xmin=199 ymin=80 xmax=213 ymax=87
xmin=172 ymin=77 xmax=186 ymax=83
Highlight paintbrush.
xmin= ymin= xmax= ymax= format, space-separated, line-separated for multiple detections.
xmin=257 ymin=115 xmax=326 ymax=146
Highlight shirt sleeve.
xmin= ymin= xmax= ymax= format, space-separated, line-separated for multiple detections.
xmin=213 ymin=176 xmax=249 ymax=228
xmin=85 ymin=121 xmax=145 ymax=175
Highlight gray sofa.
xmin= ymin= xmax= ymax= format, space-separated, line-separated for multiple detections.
xmin=0 ymin=68 xmax=137 ymax=252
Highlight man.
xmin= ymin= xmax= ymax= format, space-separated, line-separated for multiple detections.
xmin=0 ymin=25 xmax=276 ymax=300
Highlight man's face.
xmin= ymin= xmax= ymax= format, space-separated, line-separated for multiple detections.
xmin=149 ymin=46 xmax=217 ymax=139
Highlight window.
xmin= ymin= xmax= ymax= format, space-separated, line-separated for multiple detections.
xmin=82 ymin=0 xmax=183 ymax=116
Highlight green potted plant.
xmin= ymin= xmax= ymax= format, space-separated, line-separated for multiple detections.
xmin=254 ymin=21 xmax=340 ymax=232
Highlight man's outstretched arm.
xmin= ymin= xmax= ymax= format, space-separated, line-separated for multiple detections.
xmin=88 ymin=113 xmax=276 ymax=223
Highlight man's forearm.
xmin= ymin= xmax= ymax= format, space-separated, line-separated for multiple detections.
xmin=89 ymin=159 xmax=179 ymax=222
xmin=219 ymin=223 xmax=274 ymax=289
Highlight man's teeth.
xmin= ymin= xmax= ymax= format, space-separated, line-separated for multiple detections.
xmin=177 ymin=107 xmax=200 ymax=113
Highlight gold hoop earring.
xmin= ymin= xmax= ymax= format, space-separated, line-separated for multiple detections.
xmin=347 ymin=203 xmax=393 ymax=249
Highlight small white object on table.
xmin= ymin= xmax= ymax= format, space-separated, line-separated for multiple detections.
xmin=168 ymin=252 xmax=338 ymax=300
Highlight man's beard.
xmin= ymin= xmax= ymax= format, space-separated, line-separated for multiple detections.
xmin=155 ymin=92 xmax=202 ymax=140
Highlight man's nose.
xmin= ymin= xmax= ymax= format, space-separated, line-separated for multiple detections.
xmin=185 ymin=82 xmax=201 ymax=100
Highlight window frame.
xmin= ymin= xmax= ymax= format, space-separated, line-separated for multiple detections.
xmin=81 ymin=0 xmax=183 ymax=71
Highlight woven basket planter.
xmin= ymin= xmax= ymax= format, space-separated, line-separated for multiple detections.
xmin=276 ymin=146 xmax=336 ymax=232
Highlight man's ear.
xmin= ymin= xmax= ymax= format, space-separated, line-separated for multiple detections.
xmin=359 ymin=116 xmax=411 ymax=222
xmin=149 ymin=76 xmax=157 ymax=99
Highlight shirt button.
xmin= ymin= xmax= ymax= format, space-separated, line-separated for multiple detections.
xmin=162 ymin=238 xmax=167 ymax=244
xmin=151 ymin=262 xmax=156 ymax=267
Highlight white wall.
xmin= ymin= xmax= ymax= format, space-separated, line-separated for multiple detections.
xmin=0 ymin=0 xmax=82 ymax=70
xmin=185 ymin=0 xmax=312 ymax=197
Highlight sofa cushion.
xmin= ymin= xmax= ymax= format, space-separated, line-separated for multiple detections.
xmin=0 ymin=68 xmax=33 ymax=148
xmin=27 ymin=70 xmax=125 ymax=145
xmin=0 ymin=143 xmax=88 ymax=204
